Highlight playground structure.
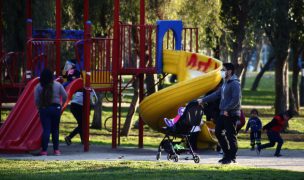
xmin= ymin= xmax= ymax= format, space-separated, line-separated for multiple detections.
xmin=0 ymin=0 xmax=221 ymax=153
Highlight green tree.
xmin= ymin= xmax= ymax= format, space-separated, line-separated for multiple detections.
xmin=289 ymin=0 xmax=304 ymax=113
xmin=2 ymin=1 xmax=26 ymax=52
xmin=250 ymin=0 xmax=290 ymax=114
xmin=220 ymin=0 xmax=250 ymax=77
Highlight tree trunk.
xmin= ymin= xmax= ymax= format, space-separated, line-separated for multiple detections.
xmin=275 ymin=60 xmax=288 ymax=114
xmin=231 ymin=1 xmax=248 ymax=78
xmin=251 ymin=56 xmax=274 ymax=91
xmin=270 ymin=0 xmax=290 ymax=114
xmin=120 ymin=78 xmax=139 ymax=136
xmin=290 ymin=48 xmax=301 ymax=113
xmin=254 ymin=42 xmax=262 ymax=71
xmin=145 ymin=74 xmax=156 ymax=95
xmin=241 ymin=48 xmax=253 ymax=89
xmin=289 ymin=88 xmax=298 ymax=115
xmin=91 ymin=92 xmax=103 ymax=129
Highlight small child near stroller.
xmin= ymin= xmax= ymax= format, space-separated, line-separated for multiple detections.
xmin=245 ymin=109 xmax=262 ymax=150
xmin=157 ymin=101 xmax=204 ymax=163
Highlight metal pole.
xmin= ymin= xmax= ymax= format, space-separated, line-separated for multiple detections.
xmin=0 ymin=0 xmax=4 ymax=55
xmin=83 ymin=21 xmax=91 ymax=152
xmin=26 ymin=19 xmax=32 ymax=80
xmin=138 ymin=0 xmax=145 ymax=148
xmin=25 ymin=0 xmax=32 ymax=80
xmin=26 ymin=0 xmax=32 ymax=19
xmin=84 ymin=0 xmax=89 ymax=26
xmin=55 ymin=0 xmax=61 ymax=76
xmin=111 ymin=0 xmax=120 ymax=149
xmin=300 ymin=68 xmax=304 ymax=106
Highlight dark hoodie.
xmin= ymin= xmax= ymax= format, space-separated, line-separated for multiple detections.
xmin=202 ymin=74 xmax=241 ymax=116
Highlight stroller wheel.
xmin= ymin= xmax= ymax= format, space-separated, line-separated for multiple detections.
xmin=156 ymin=152 xmax=161 ymax=160
xmin=193 ymin=155 xmax=200 ymax=163
xmin=173 ymin=154 xmax=179 ymax=162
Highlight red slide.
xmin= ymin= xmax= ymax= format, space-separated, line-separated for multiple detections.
xmin=0 ymin=78 xmax=83 ymax=153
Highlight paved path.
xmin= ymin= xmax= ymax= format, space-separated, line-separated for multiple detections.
xmin=1 ymin=144 xmax=303 ymax=172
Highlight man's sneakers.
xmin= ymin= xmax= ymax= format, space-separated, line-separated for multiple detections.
xmin=65 ymin=136 xmax=72 ymax=146
xmin=274 ymin=153 xmax=282 ymax=157
xmin=221 ymin=159 xmax=232 ymax=164
xmin=218 ymin=157 xmax=237 ymax=165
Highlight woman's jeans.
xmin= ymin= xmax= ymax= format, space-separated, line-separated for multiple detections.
xmin=39 ymin=104 xmax=61 ymax=151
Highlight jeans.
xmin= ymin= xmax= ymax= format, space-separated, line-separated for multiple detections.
xmin=39 ymin=105 xmax=61 ymax=151
xmin=259 ymin=131 xmax=283 ymax=155
xmin=215 ymin=115 xmax=239 ymax=160
xmin=68 ymin=103 xmax=83 ymax=141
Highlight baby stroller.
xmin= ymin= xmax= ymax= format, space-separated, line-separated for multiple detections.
xmin=156 ymin=101 xmax=203 ymax=163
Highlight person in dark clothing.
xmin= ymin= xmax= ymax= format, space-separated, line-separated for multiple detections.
xmin=197 ymin=63 xmax=241 ymax=164
xmin=245 ymin=109 xmax=262 ymax=150
xmin=65 ymin=89 xmax=97 ymax=145
xmin=65 ymin=90 xmax=84 ymax=145
xmin=257 ymin=110 xmax=293 ymax=157
xmin=203 ymin=84 xmax=221 ymax=123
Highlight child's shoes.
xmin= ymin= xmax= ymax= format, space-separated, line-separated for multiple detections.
xmin=164 ymin=118 xmax=174 ymax=127
xmin=54 ymin=150 xmax=61 ymax=156
xmin=39 ymin=151 xmax=48 ymax=156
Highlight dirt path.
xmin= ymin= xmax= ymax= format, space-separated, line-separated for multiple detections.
xmin=1 ymin=144 xmax=303 ymax=172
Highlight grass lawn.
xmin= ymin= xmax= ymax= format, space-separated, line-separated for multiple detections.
xmin=0 ymin=159 xmax=303 ymax=179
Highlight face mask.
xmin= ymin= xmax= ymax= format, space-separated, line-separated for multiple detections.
xmin=221 ymin=71 xmax=226 ymax=79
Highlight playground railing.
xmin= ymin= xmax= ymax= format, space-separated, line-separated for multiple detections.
xmin=89 ymin=37 xmax=114 ymax=91
xmin=0 ymin=52 xmax=26 ymax=102
xmin=119 ymin=23 xmax=157 ymax=75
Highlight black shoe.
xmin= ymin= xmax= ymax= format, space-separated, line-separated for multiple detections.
xmin=256 ymin=146 xmax=261 ymax=155
xmin=65 ymin=136 xmax=72 ymax=146
xmin=221 ymin=159 xmax=232 ymax=164
xmin=274 ymin=154 xmax=282 ymax=157
xmin=250 ymin=147 xmax=255 ymax=151
xmin=231 ymin=159 xmax=237 ymax=163
xmin=218 ymin=157 xmax=229 ymax=163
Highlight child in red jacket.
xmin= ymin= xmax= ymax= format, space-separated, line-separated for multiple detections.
xmin=257 ymin=110 xmax=293 ymax=157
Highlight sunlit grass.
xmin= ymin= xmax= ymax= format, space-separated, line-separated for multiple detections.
xmin=0 ymin=159 xmax=303 ymax=179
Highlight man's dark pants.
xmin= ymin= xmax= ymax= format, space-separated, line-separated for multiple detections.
xmin=215 ymin=115 xmax=239 ymax=160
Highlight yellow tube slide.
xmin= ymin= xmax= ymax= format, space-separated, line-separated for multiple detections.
xmin=139 ymin=50 xmax=222 ymax=149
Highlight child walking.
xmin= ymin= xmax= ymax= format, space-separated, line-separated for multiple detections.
xmin=245 ymin=109 xmax=262 ymax=150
